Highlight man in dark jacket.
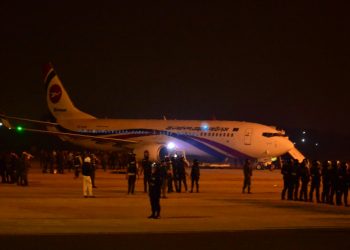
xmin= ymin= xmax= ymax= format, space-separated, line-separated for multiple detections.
xmin=309 ymin=160 xmax=321 ymax=203
xmin=281 ymin=159 xmax=293 ymax=200
xmin=242 ymin=159 xmax=253 ymax=194
xmin=141 ymin=150 xmax=152 ymax=193
xmin=321 ymin=161 xmax=331 ymax=203
xmin=148 ymin=162 xmax=161 ymax=219
xmin=126 ymin=153 xmax=138 ymax=194
xmin=190 ymin=159 xmax=200 ymax=193
xmin=299 ymin=159 xmax=310 ymax=201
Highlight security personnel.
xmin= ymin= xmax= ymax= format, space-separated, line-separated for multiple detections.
xmin=74 ymin=152 xmax=82 ymax=179
xmin=299 ymin=159 xmax=310 ymax=201
xmin=82 ymin=155 xmax=94 ymax=198
xmin=329 ymin=161 xmax=339 ymax=205
xmin=165 ymin=157 xmax=174 ymax=193
xmin=336 ymin=162 xmax=347 ymax=206
xmin=126 ymin=153 xmax=138 ymax=194
xmin=141 ymin=150 xmax=152 ymax=193
xmin=291 ymin=160 xmax=301 ymax=200
xmin=190 ymin=159 xmax=200 ymax=193
xmin=344 ymin=162 xmax=350 ymax=207
xmin=148 ymin=162 xmax=161 ymax=219
xmin=159 ymin=159 xmax=168 ymax=198
xmin=281 ymin=159 xmax=293 ymax=200
xmin=171 ymin=156 xmax=180 ymax=192
xmin=90 ymin=153 xmax=98 ymax=188
xmin=321 ymin=161 xmax=331 ymax=203
xmin=177 ymin=155 xmax=188 ymax=193
xmin=309 ymin=160 xmax=321 ymax=203
xmin=242 ymin=159 xmax=253 ymax=194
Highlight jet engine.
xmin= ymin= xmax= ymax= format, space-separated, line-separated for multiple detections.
xmin=133 ymin=145 xmax=169 ymax=162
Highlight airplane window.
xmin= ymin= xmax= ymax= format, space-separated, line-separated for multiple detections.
xmin=231 ymin=133 xmax=234 ymax=137
xmin=233 ymin=128 xmax=239 ymax=132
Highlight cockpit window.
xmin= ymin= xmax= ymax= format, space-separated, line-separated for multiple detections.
xmin=262 ymin=132 xmax=287 ymax=138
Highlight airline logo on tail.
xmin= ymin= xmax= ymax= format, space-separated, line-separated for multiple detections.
xmin=49 ymin=84 xmax=62 ymax=104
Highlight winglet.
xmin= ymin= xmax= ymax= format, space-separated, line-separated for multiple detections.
xmin=43 ymin=62 xmax=54 ymax=82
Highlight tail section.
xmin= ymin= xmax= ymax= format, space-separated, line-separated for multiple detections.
xmin=43 ymin=63 xmax=96 ymax=121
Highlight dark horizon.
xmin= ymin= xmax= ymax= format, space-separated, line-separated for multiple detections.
xmin=1 ymin=2 xmax=349 ymax=158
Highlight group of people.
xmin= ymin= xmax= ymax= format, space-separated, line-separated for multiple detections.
xmin=125 ymin=150 xmax=201 ymax=219
xmin=281 ymin=159 xmax=350 ymax=206
xmin=0 ymin=151 xmax=34 ymax=186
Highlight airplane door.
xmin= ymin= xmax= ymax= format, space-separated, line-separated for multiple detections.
xmin=244 ymin=128 xmax=252 ymax=145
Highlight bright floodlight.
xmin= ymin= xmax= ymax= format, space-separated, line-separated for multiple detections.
xmin=0 ymin=122 xmax=3 ymax=127
xmin=302 ymin=131 xmax=306 ymax=134
xmin=201 ymin=123 xmax=209 ymax=131
xmin=301 ymin=138 xmax=305 ymax=143
xmin=167 ymin=142 xmax=176 ymax=150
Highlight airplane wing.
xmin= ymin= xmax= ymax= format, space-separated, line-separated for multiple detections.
xmin=0 ymin=114 xmax=137 ymax=144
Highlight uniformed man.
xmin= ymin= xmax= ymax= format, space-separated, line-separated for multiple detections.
xmin=82 ymin=155 xmax=94 ymax=198
xmin=321 ymin=160 xmax=331 ymax=203
xmin=177 ymin=155 xmax=188 ymax=193
xmin=336 ymin=161 xmax=347 ymax=206
xmin=126 ymin=153 xmax=138 ymax=194
xmin=299 ymin=159 xmax=310 ymax=201
xmin=242 ymin=159 xmax=253 ymax=194
xmin=344 ymin=162 xmax=350 ymax=207
xmin=141 ymin=150 xmax=152 ymax=193
xmin=281 ymin=159 xmax=293 ymax=200
xmin=159 ymin=159 xmax=168 ymax=198
xmin=329 ymin=161 xmax=339 ymax=205
xmin=190 ymin=159 xmax=200 ymax=193
xmin=309 ymin=160 xmax=321 ymax=203
xmin=74 ymin=152 xmax=83 ymax=179
xmin=148 ymin=162 xmax=161 ymax=219
xmin=291 ymin=160 xmax=301 ymax=200
xmin=165 ymin=157 xmax=174 ymax=193
xmin=90 ymin=153 xmax=98 ymax=188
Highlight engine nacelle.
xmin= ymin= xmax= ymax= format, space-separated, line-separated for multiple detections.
xmin=133 ymin=145 xmax=169 ymax=162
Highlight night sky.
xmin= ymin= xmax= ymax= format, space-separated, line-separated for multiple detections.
xmin=1 ymin=1 xmax=349 ymax=137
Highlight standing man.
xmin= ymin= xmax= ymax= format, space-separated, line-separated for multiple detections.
xmin=82 ymin=155 xmax=94 ymax=198
xmin=141 ymin=150 xmax=152 ymax=193
xmin=336 ymin=161 xmax=347 ymax=206
xmin=321 ymin=160 xmax=331 ymax=203
xmin=291 ymin=160 xmax=301 ymax=200
xmin=281 ymin=159 xmax=293 ymax=200
xmin=344 ymin=162 xmax=350 ymax=207
xmin=309 ymin=160 xmax=321 ymax=203
xmin=190 ymin=159 xmax=200 ymax=193
xmin=177 ymin=155 xmax=188 ymax=193
xmin=148 ymin=162 xmax=161 ymax=219
xmin=74 ymin=152 xmax=82 ymax=179
xmin=299 ymin=159 xmax=310 ymax=201
xmin=90 ymin=153 xmax=98 ymax=188
xmin=242 ymin=159 xmax=253 ymax=194
xmin=160 ymin=159 xmax=168 ymax=199
xmin=126 ymin=153 xmax=138 ymax=194
xmin=329 ymin=161 xmax=339 ymax=205
xmin=165 ymin=157 xmax=174 ymax=193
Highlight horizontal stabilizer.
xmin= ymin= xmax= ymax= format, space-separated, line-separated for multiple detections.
xmin=288 ymin=147 xmax=305 ymax=163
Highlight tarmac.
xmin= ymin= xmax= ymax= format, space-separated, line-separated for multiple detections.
xmin=0 ymin=163 xmax=349 ymax=249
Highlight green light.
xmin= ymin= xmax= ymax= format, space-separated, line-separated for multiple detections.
xmin=16 ymin=126 xmax=24 ymax=132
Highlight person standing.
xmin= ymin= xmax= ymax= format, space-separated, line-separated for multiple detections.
xmin=82 ymin=156 xmax=94 ymax=198
xmin=344 ymin=162 xmax=350 ymax=207
xmin=291 ymin=160 xmax=301 ymax=200
xmin=141 ymin=150 xmax=152 ymax=193
xmin=190 ymin=159 xmax=200 ymax=193
xmin=336 ymin=162 xmax=347 ymax=206
xmin=177 ymin=155 xmax=188 ymax=193
xmin=126 ymin=153 xmax=138 ymax=194
xmin=242 ymin=159 xmax=253 ymax=194
xmin=160 ymin=159 xmax=168 ymax=199
xmin=309 ymin=160 xmax=321 ymax=203
xmin=165 ymin=157 xmax=174 ymax=193
xmin=329 ymin=161 xmax=339 ymax=205
xmin=148 ymin=162 xmax=161 ymax=219
xmin=281 ymin=159 xmax=292 ymax=200
xmin=299 ymin=159 xmax=310 ymax=201
xmin=321 ymin=160 xmax=331 ymax=203
xmin=90 ymin=153 xmax=98 ymax=188
xmin=74 ymin=152 xmax=82 ymax=179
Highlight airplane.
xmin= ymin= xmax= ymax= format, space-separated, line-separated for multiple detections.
xmin=0 ymin=63 xmax=305 ymax=164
